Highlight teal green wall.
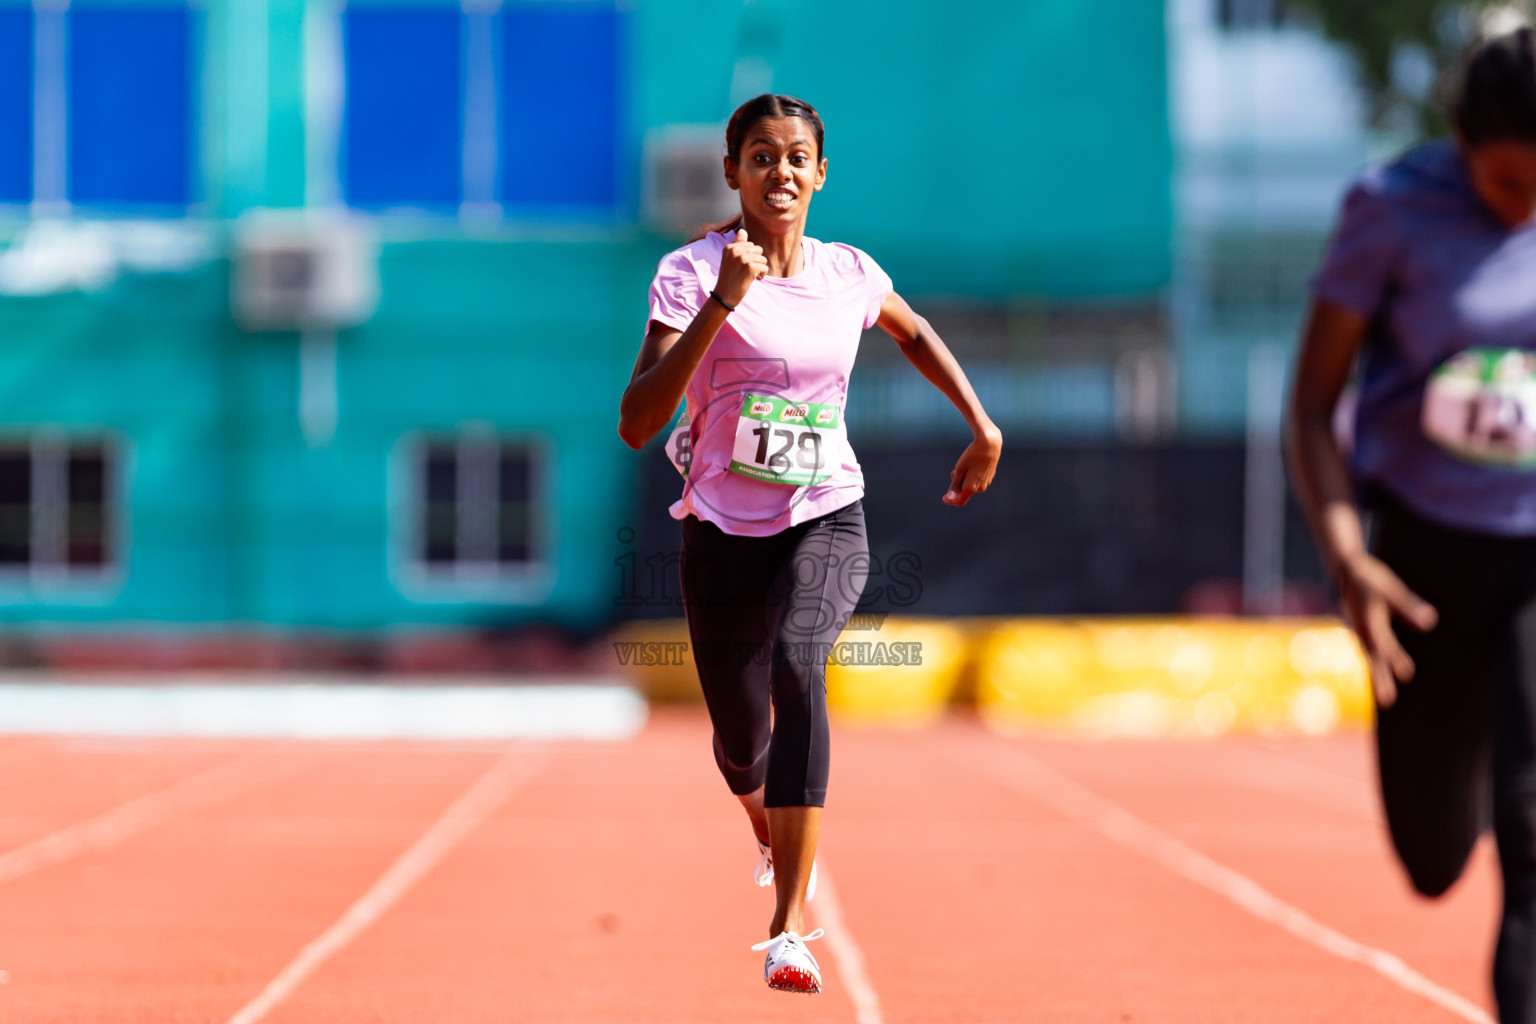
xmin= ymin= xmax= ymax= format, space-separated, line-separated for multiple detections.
xmin=634 ymin=0 xmax=1172 ymax=298
xmin=0 ymin=268 xmax=230 ymax=622
xmin=0 ymin=0 xmax=1170 ymax=630
xmin=238 ymin=240 xmax=653 ymax=629
xmin=0 ymin=242 xmax=653 ymax=629
xmin=200 ymin=0 xmax=1172 ymax=292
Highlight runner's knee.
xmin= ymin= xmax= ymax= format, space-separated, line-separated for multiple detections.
xmin=1403 ymin=856 xmax=1467 ymax=898
xmin=1392 ymin=822 xmax=1476 ymax=897
xmin=713 ymin=730 xmax=768 ymax=796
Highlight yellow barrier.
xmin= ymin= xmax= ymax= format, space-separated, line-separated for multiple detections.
xmin=824 ymin=617 xmax=969 ymax=727
xmin=608 ymin=616 xmax=1371 ymax=735
xmin=608 ymin=619 xmax=697 ymax=703
xmin=608 ymin=616 xmax=970 ymax=722
xmin=975 ymin=618 xmax=1370 ymax=736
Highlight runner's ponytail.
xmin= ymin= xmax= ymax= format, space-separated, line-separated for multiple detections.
xmin=690 ymin=214 xmax=744 ymax=243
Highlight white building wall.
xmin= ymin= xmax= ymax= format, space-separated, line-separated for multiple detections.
xmin=1170 ymin=0 xmax=1369 ymax=231
xmin=1168 ymin=0 xmax=1373 ymax=434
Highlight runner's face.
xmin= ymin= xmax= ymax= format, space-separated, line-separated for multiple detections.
xmin=725 ymin=117 xmax=826 ymax=231
xmin=1463 ymin=138 xmax=1536 ymax=227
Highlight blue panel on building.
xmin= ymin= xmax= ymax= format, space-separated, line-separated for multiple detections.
xmin=67 ymin=7 xmax=192 ymax=206
xmin=0 ymin=9 xmax=32 ymax=204
xmin=501 ymin=4 xmax=617 ymax=207
xmin=343 ymin=8 xmax=462 ymax=208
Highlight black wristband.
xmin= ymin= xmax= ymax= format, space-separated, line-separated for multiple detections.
xmin=709 ymin=291 xmax=735 ymax=313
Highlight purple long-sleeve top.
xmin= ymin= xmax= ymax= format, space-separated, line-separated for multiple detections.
xmin=1314 ymin=140 xmax=1536 ymax=535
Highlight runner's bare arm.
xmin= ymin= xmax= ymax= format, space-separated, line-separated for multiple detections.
xmin=1286 ymin=297 xmax=1437 ymax=707
xmin=1287 ymin=299 xmax=1372 ymax=576
xmin=618 ymin=320 xmax=701 ymax=450
xmin=875 ymin=291 xmax=1002 ymax=505
xmin=619 ymin=231 xmax=769 ymax=449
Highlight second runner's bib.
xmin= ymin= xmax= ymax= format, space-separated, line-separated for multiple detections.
xmin=1422 ymin=347 xmax=1536 ymax=467
xmin=727 ymin=393 xmax=844 ymax=486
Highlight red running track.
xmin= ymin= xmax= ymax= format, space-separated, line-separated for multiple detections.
xmin=0 ymin=709 xmax=1500 ymax=1023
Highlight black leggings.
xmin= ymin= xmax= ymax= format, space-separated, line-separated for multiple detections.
xmin=678 ymin=499 xmax=868 ymax=808
xmin=1371 ymin=492 xmax=1536 ymax=1022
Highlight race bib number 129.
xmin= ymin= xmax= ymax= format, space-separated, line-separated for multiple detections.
xmin=1423 ymin=348 xmax=1536 ymax=468
xmin=727 ymin=393 xmax=842 ymax=486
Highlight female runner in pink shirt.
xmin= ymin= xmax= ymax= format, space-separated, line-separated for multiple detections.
xmin=619 ymin=93 xmax=1001 ymax=993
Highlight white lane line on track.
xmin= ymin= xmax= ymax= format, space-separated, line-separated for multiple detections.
xmin=812 ymin=865 xmax=884 ymax=1024
xmin=0 ymin=754 xmax=278 ymax=888
xmin=959 ymin=737 xmax=1493 ymax=1024
xmin=224 ymin=747 xmax=546 ymax=1024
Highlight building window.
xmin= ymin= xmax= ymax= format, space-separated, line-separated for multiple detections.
xmin=338 ymin=2 xmax=620 ymax=215
xmin=0 ymin=5 xmax=196 ymax=209
xmin=341 ymin=7 xmax=462 ymax=209
xmin=1217 ymin=0 xmax=1286 ymax=30
xmin=0 ymin=8 xmax=33 ymax=205
xmin=500 ymin=3 xmax=619 ymax=209
xmin=409 ymin=434 xmax=544 ymax=582
xmin=0 ymin=438 xmax=119 ymax=579
xmin=67 ymin=7 xmax=195 ymax=206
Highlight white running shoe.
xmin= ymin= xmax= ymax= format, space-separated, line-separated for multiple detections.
xmin=753 ymin=838 xmax=774 ymax=888
xmin=751 ymin=928 xmax=826 ymax=993
xmin=752 ymin=838 xmax=818 ymax=901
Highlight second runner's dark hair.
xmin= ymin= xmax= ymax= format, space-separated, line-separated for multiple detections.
xmin=691 ymin=94 xmax=825 ymax=242
xmin=1455 ymin=27 xmax=1536 ymax=146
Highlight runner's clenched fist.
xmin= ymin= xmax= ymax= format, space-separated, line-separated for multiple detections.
xmin=714 ymin=228 xmax=769 ymax=308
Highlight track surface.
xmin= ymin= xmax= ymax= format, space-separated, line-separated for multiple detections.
xmin=0 ymin=709 xmax=1500 ymax=1023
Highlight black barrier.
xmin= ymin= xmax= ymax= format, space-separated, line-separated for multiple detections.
xmin=620 ymin=438 xmax=1326 ymax=619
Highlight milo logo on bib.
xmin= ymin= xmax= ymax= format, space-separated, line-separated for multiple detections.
xmin=728 ymin=393 xmax=843 ymax=486
xmin=780 ymin=404 xmax=809 ymax=423
xmin=1423 ymin=347 xmax=1536 ymax=467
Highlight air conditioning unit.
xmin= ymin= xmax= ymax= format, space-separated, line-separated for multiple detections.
xmin=232 ymin=213 xmax=380 ymax=331
xmin=641 ymin=124 xmax=739 ymax=237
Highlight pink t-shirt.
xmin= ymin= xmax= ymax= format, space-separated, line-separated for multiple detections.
xmin=648 ymin=231 xmax=893 ymax=537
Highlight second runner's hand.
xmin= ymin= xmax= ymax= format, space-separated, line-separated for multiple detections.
xmin=1335 ymin=550 xmax=1438 ymax=708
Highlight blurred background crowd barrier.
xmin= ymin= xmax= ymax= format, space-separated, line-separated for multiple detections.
xmin=614 ymin=616 xmax=1370 ymax=735
xmin=0 ymin=0 xmax=1489 ymax=722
